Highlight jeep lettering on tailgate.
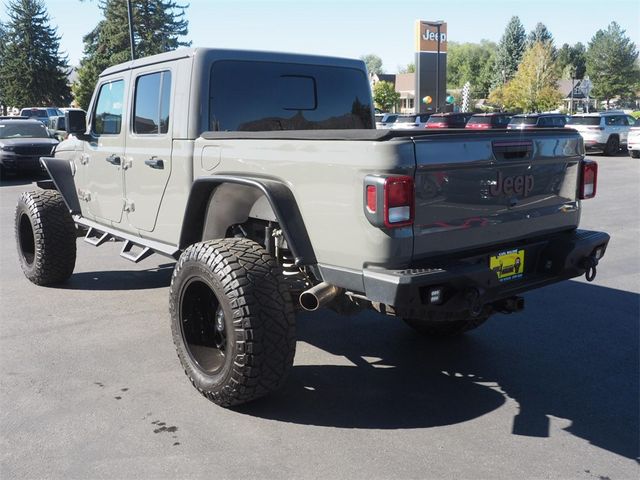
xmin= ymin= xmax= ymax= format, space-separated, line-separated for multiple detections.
xmin=490 ymin=171 xmax=534 ymax=197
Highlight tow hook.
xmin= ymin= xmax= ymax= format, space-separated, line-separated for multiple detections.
xmin=580 ymin=256 xmax=598 ymax=282
xmin=465 ymin=288 xmax=484 ymax=317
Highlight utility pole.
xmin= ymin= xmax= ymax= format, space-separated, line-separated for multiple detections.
xmin=127 ymin=0 xmax=136 ymax=60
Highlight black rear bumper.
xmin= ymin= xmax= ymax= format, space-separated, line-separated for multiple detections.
xmin=362 ymin=229 xmax=610 ymax=312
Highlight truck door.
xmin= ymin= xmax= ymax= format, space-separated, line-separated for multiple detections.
xmin=123 ymin=69 xmax=173 ymax=232
xmin=83 ymin=77 xmax=129 ymax=223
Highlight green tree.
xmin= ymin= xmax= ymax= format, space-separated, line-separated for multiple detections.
xmin=447 ymin=40 xmax=496 ymax=99
xmin=527 ymin=22 xmax=554 ymax=48
xmin=398 ymin=63 xmax=415 ymax=74
xmin=502 ymin=42 xmax=562 ymax=112
xmin=0 ymin=0 xmax=71 ymax=109
xmin=557 ymin=42 xmax=586 ymax=79
xmin=0 ymin=22 xmax=7 ymax=114
xmin=586 ymin=22 xmax=640 ymax=108
xmin=360 ymin=54 xmax=384 ymax=75
xmin=492 ymin=16 xmax=526 ymax=88
xmin=73 ymin=0 xmax=190 ymax=109
xmin=372 ymin=81 xmax=400 ymax=112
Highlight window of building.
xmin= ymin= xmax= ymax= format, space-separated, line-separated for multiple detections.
xmin=93 ymin=80 xmax=125 ymax=135
xmin=133 ymin=71 xmax=172 ymax=134
xmin=209 ymin=60 xmax=373 ymax=131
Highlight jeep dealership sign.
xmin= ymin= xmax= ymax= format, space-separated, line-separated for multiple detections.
xmin=415 ymin=20 xmax=448 ymax=114
xmin=415 ymin=21 xmax=448 ymax=53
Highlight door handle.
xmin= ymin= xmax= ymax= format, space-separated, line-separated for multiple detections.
xmin=106 ymin=154 xmax=121 ymax=165
xmin=144 ymin=157 xmax=164 ymax=169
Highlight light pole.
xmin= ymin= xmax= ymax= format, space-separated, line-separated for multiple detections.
xmin=127 ymin=0 xmax=136 ymax=60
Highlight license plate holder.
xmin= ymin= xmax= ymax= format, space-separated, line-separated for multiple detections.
xmin=489 ymin=248 xmax=525 ymax=282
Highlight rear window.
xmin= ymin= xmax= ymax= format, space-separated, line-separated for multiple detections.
xmin=21 ymin=109 xmax=47 ymax=118
xmin=397 ymin=115 xmax=417 ymax=123
xmin=510 ymin=117 xmax=537 ymax=125
xmin=209 ymin=61 xmax=373 ymax=131
xmin=568 ymin=117 xmax=600 ymax=126
xmin=426 ymin=115 xmax=447 ymax=124
xmin=467 ymin=116 xmax=491 ymax=125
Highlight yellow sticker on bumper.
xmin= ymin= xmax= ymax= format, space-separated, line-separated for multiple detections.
xmin=490 ymin=249 xmax=525 ymax=282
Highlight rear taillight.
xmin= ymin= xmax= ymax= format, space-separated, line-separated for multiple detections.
xmin=580 ymin=160 xmax=598 ymax=199
xmin=384 ymin=176 xmax=414 ymax=227
xmin=426 ymin=122 xmax=447 ymax=128
xmin=467 ymin=123 xmax=490 ymax=129
xmin=363 ymin=175 xmax=414 ymax=228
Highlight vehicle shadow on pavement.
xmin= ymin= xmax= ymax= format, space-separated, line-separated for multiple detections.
xmin=55 ymin=264 xmax=174 ymax=291
xmin=237 ymin=280 xmax=639 ymax=460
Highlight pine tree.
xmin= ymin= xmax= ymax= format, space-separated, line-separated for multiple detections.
xmin=492 ymin=16 xmax=526 ymax=88
xmin=0 ymin=0 xmax=71 ymax=109
xmin=73 ymin=0 xmax=190 ymax=109
xmin=586 ymin=22 xmax=640 ymax=108
xmin=0 ymin=22 xmax=7 ymax=114
xmin=527 ymin=22 xmax=554 ymax=48
xmin=557 ymin=43 xmax=586 ymax=79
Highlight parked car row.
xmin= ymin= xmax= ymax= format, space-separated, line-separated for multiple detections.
xmin=378 ymin=110 xmax=639 ymax=157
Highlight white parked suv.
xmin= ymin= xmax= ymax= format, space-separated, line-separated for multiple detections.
xmin=566 ymin=112 xmax=636 ymax=156
xmin=627 ymin=117 xmax=640 ymax=158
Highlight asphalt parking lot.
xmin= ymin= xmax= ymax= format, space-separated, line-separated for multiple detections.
xmin=0 ymin=153 xmax=638 ymax=479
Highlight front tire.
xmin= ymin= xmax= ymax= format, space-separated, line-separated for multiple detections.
xmin=14 ymin=189 xmax=77 ymax=285
xmin=169 ymin=238 xmax=296 ymax=407
xmin=630 ymin=150 xmax=640 ymax=159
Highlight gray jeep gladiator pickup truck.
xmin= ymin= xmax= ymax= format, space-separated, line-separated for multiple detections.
xmin=14 ymin=48 xmax=610 ymax=407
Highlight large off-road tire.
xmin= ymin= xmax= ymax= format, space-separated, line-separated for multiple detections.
xmin=403 ymin=308 xmax=491 ymax=337
xmin=169 ymin=238 xmax=296 ymax=407
xmin=603 ymin=135 xmax=619 ymax=156
xmin=15 ymin=189 xmax=77 ymax=285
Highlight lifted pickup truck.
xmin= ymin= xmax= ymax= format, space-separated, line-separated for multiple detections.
xmin=14 ymin=48 xmax=610 ymax=407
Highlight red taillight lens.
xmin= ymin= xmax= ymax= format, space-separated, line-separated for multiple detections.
xmin=580 ymin=160 xmax=598 ymax=199
xmin=427 ymin=122 xmax=447 ymax=128
xmin=467 ymin=123 xmax=490 ymax=129
xmin=384 ymin=176 xmax=414 ymax=227
xmin=366 ymin=185 xmax=377 ymax=213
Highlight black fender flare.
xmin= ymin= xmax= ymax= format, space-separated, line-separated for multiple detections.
xmin=40 ymin=157 xmax=81 ymax=214
xmin=179 ymin=175 xmax=316 ymax=266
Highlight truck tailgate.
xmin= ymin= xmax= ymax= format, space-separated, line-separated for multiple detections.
xmin=412 ymin=130 xmax=584 ymax=260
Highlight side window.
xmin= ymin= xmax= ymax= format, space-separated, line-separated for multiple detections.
xmin=626 ymin=116 xmax=636 ymax=126
xmin=93 ymin=80 xmax=125 ymax=135
xmin=605 ymin=116 xmax=623 ymax=126
xmin=538 ymin=117 xmax=551 ymax=127
xmin=133 ymin=71 xmax=172 ymax=134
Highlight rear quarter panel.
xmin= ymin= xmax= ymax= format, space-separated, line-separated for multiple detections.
xmin=194 ymin=137 xmax=415 ymax=270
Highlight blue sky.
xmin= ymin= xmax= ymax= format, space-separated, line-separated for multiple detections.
xmin=2 ymin=0 xmax=639 ymax=70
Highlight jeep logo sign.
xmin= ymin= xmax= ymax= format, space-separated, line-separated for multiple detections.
xmin=490 ymin=171 xmax=535 ymax=197
xmin=415 ymin=20 xmax=448 ymax=53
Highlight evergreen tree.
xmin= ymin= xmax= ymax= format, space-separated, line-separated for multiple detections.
xmin=527 ymin=22 xmax=554 ymax=48
xmin=557 ymin=43 xmax=586 ymax=79
xmin=73 ymin=0 xmax=190 ymax=109
xmin=0 ymin=0 xmax=71 ymax=109
xmin=492 ymin=16 xmax=526 ymax=88
xmin=0 ymin=22 xmax=7 ymax=114
xmin=586 ymin=22 xmax=640 ymax=108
